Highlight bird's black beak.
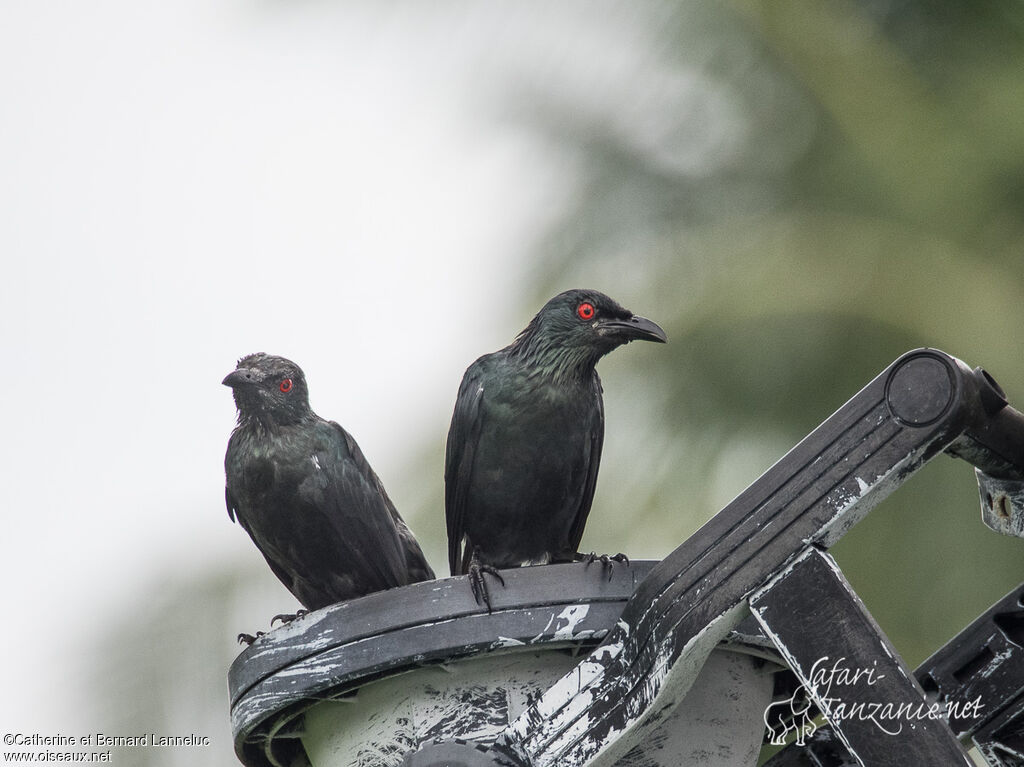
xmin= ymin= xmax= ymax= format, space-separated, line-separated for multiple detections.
xmin=597 ymin=314 xmax=668 ymax=344
xmin=222 ymin=368 xmax=261 ymax=388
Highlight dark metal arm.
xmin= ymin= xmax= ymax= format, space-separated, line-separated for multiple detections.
xmin=414 ymin=349 xmax=1024 ymax=766
xmin=763 ymin=581 xmax=1024 ymax=766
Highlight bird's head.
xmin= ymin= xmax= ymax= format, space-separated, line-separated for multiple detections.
xmin=511 ymin=289 xmax=667 ymax=375
xmin=223 ymin=353 xmax=312 ymax=428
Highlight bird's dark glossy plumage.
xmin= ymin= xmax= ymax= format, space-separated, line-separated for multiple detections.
xmin=444 ymin=289 xmax=666 ymax=606
xmin=223 ymin=353 xmax=434 ymax=613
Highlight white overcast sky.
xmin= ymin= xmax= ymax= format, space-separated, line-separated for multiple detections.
xmin=0 ymin=0 xmax=620 ymax=731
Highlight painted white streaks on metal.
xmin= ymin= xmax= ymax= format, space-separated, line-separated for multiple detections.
xmin=531 ymin=604 xmax=591 ymax=644
xmin=302 ymin=651 xmax=578 ymax=767
xmin=530 ymin=651 xmax=611 ymax=720
xmin=551 ymin=605 xmax=591 ymax=641
xmin=491 ymin=636 xmax=527 ymax=649
xmin=243 ymin=619 xmax=340 ymax=661
xmin=241 ymin=645 xmax=772 ymax=767
xmin=979 ymin=646 xmax=1013 ymax=679
xmin=520 ymin=602 xmax=749 ymax=767
xmin=817 ymin=442 xmax=933 ymax=548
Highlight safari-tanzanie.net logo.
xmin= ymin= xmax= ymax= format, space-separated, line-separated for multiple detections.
xmin=764 ymin=656 xmax=984 ymax=745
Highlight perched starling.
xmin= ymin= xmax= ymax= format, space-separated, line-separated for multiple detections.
xmin=445 ymin=290 xmax=666 ymax=607
xmin=224 ymin=353 xmax=434 ymax=623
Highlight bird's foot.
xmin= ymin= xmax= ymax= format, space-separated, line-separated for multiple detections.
xmin=579 ymin=551 xmax=630 ymax=580
xmin=468 ymin=560 xmax=505 ymax=613
xmin=237 ymin=631 xmax=265 ymax=646
xmin=270 ymin=609 xmax=309 ymax=627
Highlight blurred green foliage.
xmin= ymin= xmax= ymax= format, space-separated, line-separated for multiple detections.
xmin=498 ymin=0 xmax=1024 ymax=667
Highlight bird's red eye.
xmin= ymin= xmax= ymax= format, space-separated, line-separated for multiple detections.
xmin=577 ymin=302 xmax=596 ymax=320
xmin=279 ymin=379 xmax=293 ymax=393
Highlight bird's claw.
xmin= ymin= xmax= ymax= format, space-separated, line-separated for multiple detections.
xmin=468 ymin=562 xmax=505 ymax=613
xmin=237 ymin=631 xmax=265 ymax=646
xmin=270 ymin=609 xmax=308 ymax=627
xmin=580 ymin=551 xmax=630 ymax=579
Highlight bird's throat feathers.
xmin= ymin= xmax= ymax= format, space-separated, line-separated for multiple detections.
xmin=236 ymin=405 xmax=316 ymax=435
xmin=507 ymin=322 xmax=606 ymax=383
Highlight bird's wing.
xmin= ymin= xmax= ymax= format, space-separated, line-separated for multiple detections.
xmin=225 ymin=485 xmax=237 ymax=523
xmin=225 ymin=432 xmax=241 ymax=522
xmin=295 ymin=421 xmax=416 ymax=593
xmin=395 ymin=517 xmax=436 ymax=583
xmin=444 ymin=363 xmax=485 ymax=575
xmin=567 ymin=374 xmax=605 ymax=554
xmin=334 ymin=422 xmax=435 ymax=582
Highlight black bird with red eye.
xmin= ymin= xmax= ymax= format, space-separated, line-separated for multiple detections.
xmin=445 ymin=289 xmax=667 ymax=608
xmin=222 ymin=353 xmax=435 ymax=641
